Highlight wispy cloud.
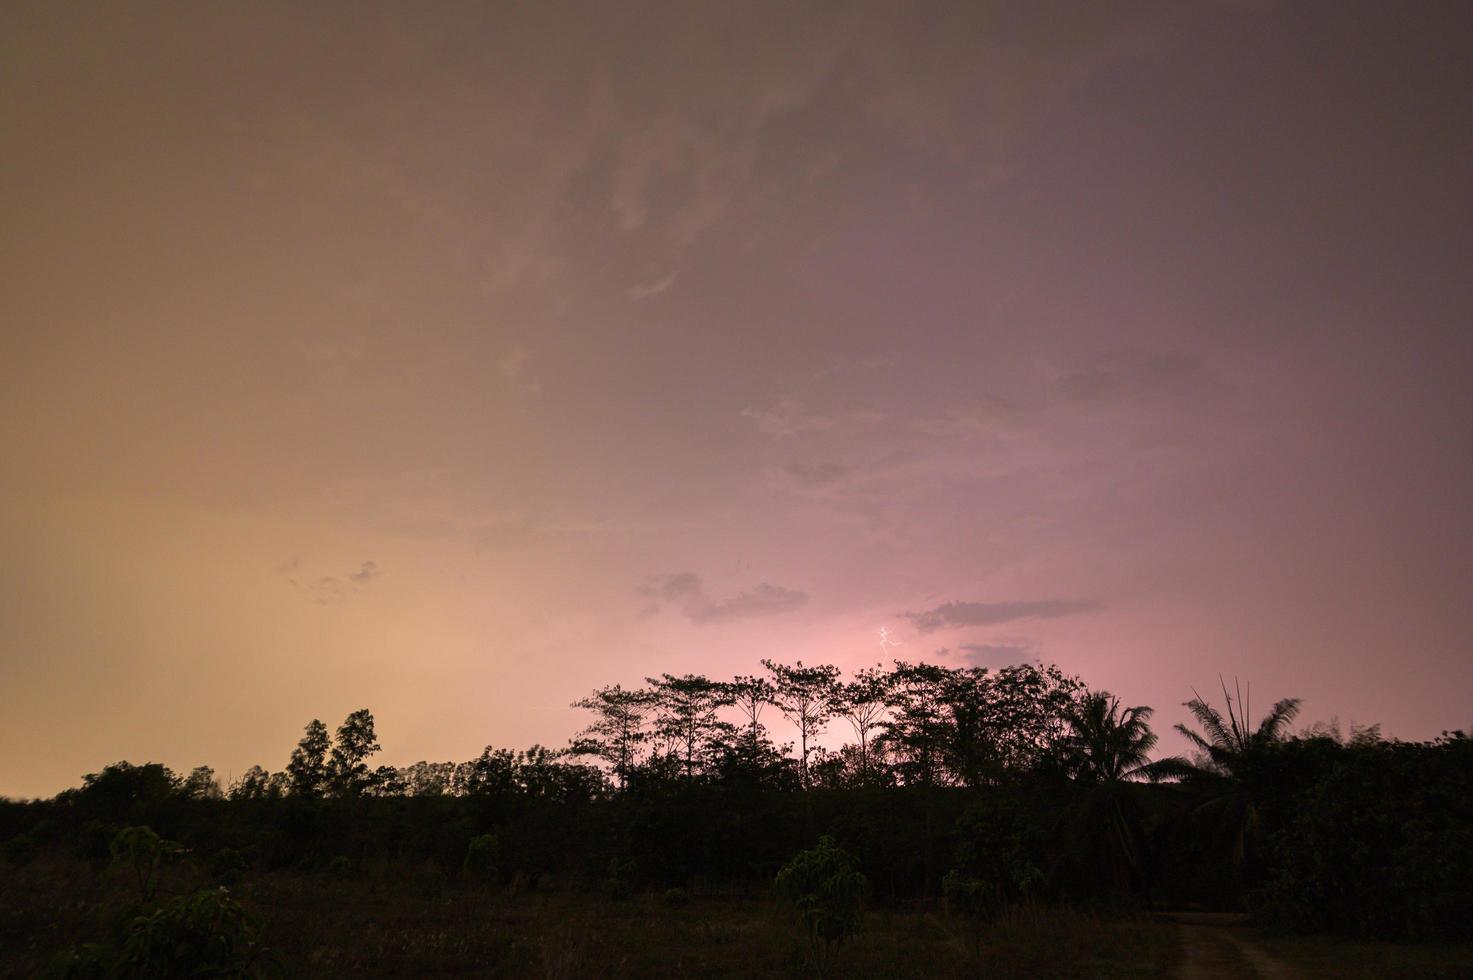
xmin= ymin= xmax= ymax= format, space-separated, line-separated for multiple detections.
xmin=740 ymin=397 xmax=884 ymax=439
xmin=281 ymin=559 xmax=382 ymax=605
xmin=627 ymin=271 xmax=678 ymax=301
xmin=497 ymin=346 xmax=542 ymax=394
xmin=955 ymin=640 xmax=1037 ymax=665
xmin=640 ymin=572 xmax=808 ymax=624
xmin=901 ymin=599 xmax=1097 ymax=634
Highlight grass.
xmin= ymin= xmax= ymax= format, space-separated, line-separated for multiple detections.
xmin=1250 ymin=932 xmax=1473 ymax=980
xmin=2 ymin=853 xmax=1470 ymax=977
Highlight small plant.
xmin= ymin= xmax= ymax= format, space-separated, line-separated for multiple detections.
xmin=46 ymin=943 xmax=109 ymax=979
xmin=603 ymin=856 xmax=637 ymax=900
xmin=463 ymin=832 xmax=502 ymax=881
xmin=116 ymin=887 xmax=280 ymax=978
xmin=661 ymin=886 xmax=690 ymax=908
xmin=109 ymin=826 xmax=184 ymax=903
xmin=209 ymin=847 xmax=254 ymax=886
xmin=774 ymin=836 xmax=868 ymax=976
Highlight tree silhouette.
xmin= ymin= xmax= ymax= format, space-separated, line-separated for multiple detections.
xmin=836 ymin=665 xmax=891 ymax=782
xmin=1170 ymin=679 xmax=1302 ymax=865
xmin=762 ymin=660 xmax=841 ymax=788
xmin=728 ymin=674 xmax=777 ymax=762
xmin=327 ymin=709 xmax=381 ymax=797
xmin=878 ymin=661 xmax=955 ymax=787
xmin=179 ymin=766 xmax=223 ymax=800
xmin=570 ymin=684 xmax=653 ymax=789
xmin=1062 ymin=691 xmax=1163 ymax=888
xmin=286 ymin=719 xmax=330 ymax=798
xmin=647 ymin=674 xmax=736 ymax=780
xmin=1065 ymin=691 xmax=1161 ymax=785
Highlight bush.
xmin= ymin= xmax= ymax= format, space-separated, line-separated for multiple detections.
xmin=116 ymin=887 xmax=278 ymax=977
xmin=774 ymin=836 xmax=868 ymax=975
xmin=462 ymin=832 xmax=501 ymax=881
xmin=603 ymin=856 xmax=638 ymax=900
xmin=109 ymin=826 xmax=184 ymax=903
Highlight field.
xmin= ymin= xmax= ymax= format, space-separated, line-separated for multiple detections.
xmin=6 ymin=852 xmax=1473 ymax=978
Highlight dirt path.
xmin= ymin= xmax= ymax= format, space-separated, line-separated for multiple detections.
xmin=1174 ymin=923 xmax=1301 ymax=980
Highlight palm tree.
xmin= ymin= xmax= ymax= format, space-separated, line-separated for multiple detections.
xmin=1170 ymin=678 xmax=1302 ymax=866
xmin=1063 ymin=691 xmax=1165 ymax=892
xmin=1065 ymin=691 xmax=1161 ymax=785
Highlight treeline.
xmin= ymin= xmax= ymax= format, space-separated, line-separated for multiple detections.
xmin=3 ymin=660 xmax=1470 ymax=942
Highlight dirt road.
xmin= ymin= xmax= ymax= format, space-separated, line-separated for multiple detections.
xmin=1168 ymin=915 xmax=1300 ymax=979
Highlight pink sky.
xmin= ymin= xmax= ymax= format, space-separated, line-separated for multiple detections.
xmin=2 ymin=2 xmax=1471 ymax=797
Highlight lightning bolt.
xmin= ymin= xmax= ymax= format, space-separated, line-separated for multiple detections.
xmin=878 ymin=625 xmax=901 ymax=653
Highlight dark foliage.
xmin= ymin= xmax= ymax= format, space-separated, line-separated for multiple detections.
xmin=2 ymin=667 xmax=1469 ymax=978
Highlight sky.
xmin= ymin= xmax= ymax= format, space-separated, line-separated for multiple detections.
xmin=2 ymin=1 xmax=1471 ymax=798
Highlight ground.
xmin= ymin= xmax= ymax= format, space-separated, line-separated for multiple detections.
xmin=4 ymin=856 xmax=1473 ymax=977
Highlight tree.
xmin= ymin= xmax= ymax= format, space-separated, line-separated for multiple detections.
xmin=835 ymin=665 xmax=891 ymax=782
xmin=327 ymin=709 xmax=381 ymax=797
xmin=228 ymin=765 xmax=276 ymax=801
xmin=286 ymin=720 xmax=330 ymax=798
xmin=1064 ymin=691 xmax=1161 ymax=785
xmin=877 ymin=661 xmax=956 ymax=787
xmin=1062 ymin=691 xmax=1163 ymax=889
xmin=570 ymin=684 xmax=653 ymax=789
xmin=775 ymin=836 xmax=868 ymax=976
xmin=179 ymin=766 xmax=223 ymax=800
xmin=763 ymin=660 xmax=840 ymax=788
xmin=974 ymin=662 xmax=1083 ymax=777
xmin=646 ymin=674 xmax=736 ymax=780
xmin=1170 ymin=678 xmax=1302 ymax=865
xmin=728 ymin=674 xmax=776 ymax=760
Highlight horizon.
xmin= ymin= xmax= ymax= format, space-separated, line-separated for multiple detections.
xmin=4 ymin=2 xmax=1472 ymax=800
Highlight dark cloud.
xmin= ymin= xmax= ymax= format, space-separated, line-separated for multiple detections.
xmin=783 ymin=461 xmax=849 ymax=487
xmin=1058 ymin=351 xmax=1216 ymax=407
xmin=640 ymin=573 xmax=808 ymax=625
xmin=901 ymin=599 xmax=1097 ymax=634
xmin=347 ymin=560 xmax=380 ymax=584
xmin=956 ymin=641 xmax=1036 ymax=665
xmin=281 ymin=560 xmax=381 ymax=605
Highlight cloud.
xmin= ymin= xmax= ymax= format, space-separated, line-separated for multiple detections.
xmin=627 ymin=271 xmax=678 ymax=301
xmin=640 ymin=572 xmax=808 ymax=624
xmin=496 ymin=346 xmax=542 ymax=394
xmin=915 ymin=396 xmax=1023 ymax=439
xmin=281 ymin=559 xmax=382 ymax=605
xmin=740 ymin=397 xmax=884 ymax=438
xmin=782 ymin=461 xmax=849 ymax=487
xmin=347 ymin=560 xmax=380 ymax=584
xmin=901 ymin=599 xmax=1097 ymax=634
xmin=1057 ymin=351 xmax=1216 ymax=408
xmin=955 ymin=640 xmax=1037 ymax=665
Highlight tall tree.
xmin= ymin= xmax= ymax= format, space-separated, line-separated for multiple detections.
xmin=762 ymin=660 xmax=841 ymax=788
xmin=728 ymin=674 xmax=776 ymax=760
xmin=327 ymin=709 xmax=381 ymax=797
xmin=570 ymin=684 xmax=653 ymax=789
xmin=836 ymin=665 xmax=891 ymax=781
xmin=1063 ymin=691 xmax=1163 ymax=887
xmin=647 ymin=673 xmax=736 ymax=780
xmin=878 ymin=661 xmax=957 ymax=787
xmin=1064 ymin=691 xmax=1160 ymax=785
xmin=1170 ymin=678 xmax=1302 ymax=865
xmin=179 ymin=765 xmax=223 ymax=800
xmin=286 ymin=719 xmax=330 ymax=798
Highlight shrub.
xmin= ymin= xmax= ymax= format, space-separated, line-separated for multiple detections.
xmin=774 ymin=836 xmax=868 ymax=975
xmin=115 ymin=887 xmax=279 ymax=977
xmin=603 ymin=856 xmax=638 ymax=900
xmin=109 ymin=826 xmax=184 ymax=903
xmin=463 ymin=832 xmax=502 ymax=881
